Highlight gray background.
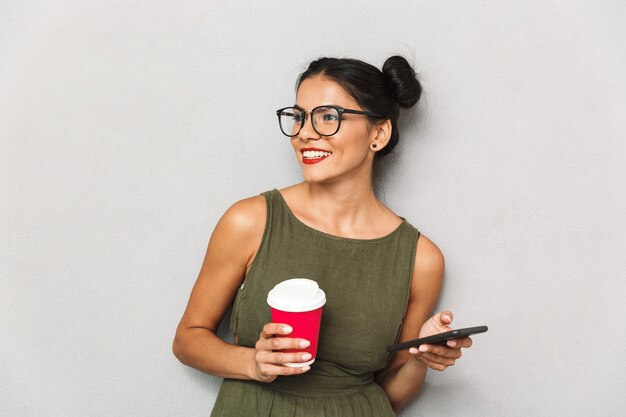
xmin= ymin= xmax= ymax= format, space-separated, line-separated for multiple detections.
xmin=1 ymin=1 xmax=625 ymax=416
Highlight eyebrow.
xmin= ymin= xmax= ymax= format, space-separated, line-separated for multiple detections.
xmin=293 ymin=104 xmax=342 ymax=110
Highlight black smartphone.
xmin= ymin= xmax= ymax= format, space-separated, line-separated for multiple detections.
xmin=386 ymin=326 xmax=488 ymax=353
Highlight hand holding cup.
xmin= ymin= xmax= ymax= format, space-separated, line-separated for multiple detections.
xmin=250 ymin=323 xmax=313 ymax=383
xmin=251 ymin=278 xmax=326 ymax=383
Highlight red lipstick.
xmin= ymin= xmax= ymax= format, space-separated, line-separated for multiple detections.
xmin=301 ymin=147 xmax=332 ymax=165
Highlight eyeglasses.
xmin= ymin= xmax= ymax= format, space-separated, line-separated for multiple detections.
xmin=276 ymin=105 xmax=383 ymax=137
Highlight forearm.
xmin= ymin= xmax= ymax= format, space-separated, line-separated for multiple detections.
xmin=379 ymin=356 xmax=429 ymax=413
xmin=173 ymin=328 xmax=255 ymax=380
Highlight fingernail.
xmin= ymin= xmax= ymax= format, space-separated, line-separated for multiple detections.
xmin=444 ymin=315 xmax=451 ymax=322
xmin=299 ymin=340 xmax=310 ymax=348
xmin=419 ymin=345 xmax=429 ymax=352
xmin=448 ymin=340 xmax=456 ymax=347
xmin=302 ymin=353 xmax=312 ymax=360
xmin=283 ymin=326 xmax=293 ymax=333
xmin=301 ymin=365 xmax=310 ymax=372
xmin=409 ymin=347 xmax=418 ymax=354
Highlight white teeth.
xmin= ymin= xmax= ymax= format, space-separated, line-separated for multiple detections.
xmin=303 ymin=150 xmax=332 ymax=159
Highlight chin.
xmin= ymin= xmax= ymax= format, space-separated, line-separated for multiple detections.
xmin=301 ymin=162 xmax=369 ymax=184
xmin=302 ymin=173 xmax=331 ymax=184
xmin=300 ymin=166 xmax=336 ymax=184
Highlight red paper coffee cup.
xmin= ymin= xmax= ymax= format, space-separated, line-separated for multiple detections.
xmin=267 ymin=278 xmax=326 ymax=367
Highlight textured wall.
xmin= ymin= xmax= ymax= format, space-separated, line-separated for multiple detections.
xmin=1 ymin=1 xmax=625 ymax=416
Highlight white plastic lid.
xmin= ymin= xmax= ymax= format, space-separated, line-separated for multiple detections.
xmin=267 ymin=278 xmax=326 ymax=312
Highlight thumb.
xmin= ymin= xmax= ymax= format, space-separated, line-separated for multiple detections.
xmin=438 ymin=311 xmax=453 ymax=326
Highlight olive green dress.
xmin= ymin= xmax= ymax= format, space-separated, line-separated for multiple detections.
xmin=210 ymin=189 xmax=420 ymax=416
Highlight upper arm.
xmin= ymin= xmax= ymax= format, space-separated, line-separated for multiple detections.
xmin=174 ymin=195 xmax=266 ymax=337
xmin=375 ymin=233 xmax=445 ymax=382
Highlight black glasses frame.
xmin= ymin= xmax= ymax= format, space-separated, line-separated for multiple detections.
xmin=276 ymin=105 xmax=384 ymax=137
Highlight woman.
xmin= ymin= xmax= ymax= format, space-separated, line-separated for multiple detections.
xmin=173 ymin=56 xmax=473 ymax=416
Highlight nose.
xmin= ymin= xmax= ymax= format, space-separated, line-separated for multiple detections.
xmin=297 ymin=111 xmax=321 ymax=141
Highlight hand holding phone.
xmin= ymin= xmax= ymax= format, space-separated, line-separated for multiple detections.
xmin=386 ymin=325 xmax=488 ymax=353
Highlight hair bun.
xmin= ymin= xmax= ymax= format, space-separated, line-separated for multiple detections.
xmin=382 ymin=56 xmax=422 ymax=109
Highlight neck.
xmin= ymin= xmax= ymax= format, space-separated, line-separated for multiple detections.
xmin=299 ymin=172 xmax=385 ymax=233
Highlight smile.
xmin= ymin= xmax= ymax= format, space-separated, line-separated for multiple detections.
xmin=301 ymin=148 xmax=332 ymax=164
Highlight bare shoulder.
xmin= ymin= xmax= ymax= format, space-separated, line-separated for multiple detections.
xmin=210 ymin=194 xmax=267 ymax=270
xmin=219 ymin=194 xmax=267 ymax=235
xmin=414 ymin=234 xmax=445 ymax=271
xmin=175 ymin=194 xmax=267 ymax=336
xmin=411 ymin=233 xmax=445 ymax=293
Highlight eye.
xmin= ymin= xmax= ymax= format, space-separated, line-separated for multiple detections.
xmin=315 ymin=107 xmax=339 ymax=123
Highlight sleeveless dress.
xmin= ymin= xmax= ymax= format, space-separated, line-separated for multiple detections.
xmin=210 ymin=189 xmax=420 ymax=417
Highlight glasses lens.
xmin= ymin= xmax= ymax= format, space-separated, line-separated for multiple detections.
xmin=312 ymin=107 xmax=340 ymax=136
xmin=278 ymin=107 xmax=303 ymax=137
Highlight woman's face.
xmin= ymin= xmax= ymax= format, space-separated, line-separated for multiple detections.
xmin=292 ymin=75 xmax=379 ymax=184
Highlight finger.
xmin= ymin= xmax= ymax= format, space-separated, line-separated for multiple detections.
xmin=447 ymin=337 xmax=473 ymax=348
xmin=427 ymin=360 xmax=450 ymax=371
xmin=409 ymin=352 xmax=451 ymax=371
xmin=264 ymin=351 xmax=313 ymax=365
xmin=409 ymin=345 xmax=459 ymax=362
xmin=260 ymin=323 xmax=293 ymax=339
xmin=438 ymin=311 xmax=453 ymax=325
xmin=257 ymin=336 xmax=311 ymax=352
xmin=418 ymin=352 xmax=456 ymax=367
xmin=418 ymin=344 xmax=462 ymax=359
xmin=257 ymin=363 xmax=311 ymax=377
xmin=463 ymin=336 xmax=473 ymax=348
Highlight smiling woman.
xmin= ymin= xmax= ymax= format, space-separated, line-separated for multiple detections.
xmin=287 ymin=74 xmax=392 ymax=186
xmin=173 ymin=56 xmax=474 ymax=416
